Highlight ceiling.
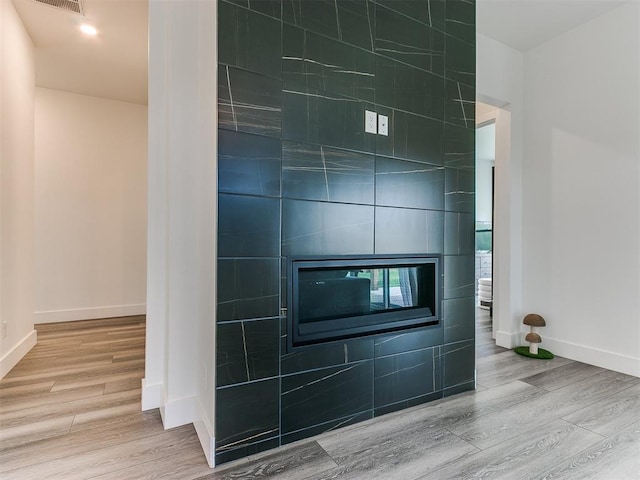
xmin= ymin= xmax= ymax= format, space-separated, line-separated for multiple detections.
xmin=13 ymin=0 xmax=628 ymax=106
xmin=477 ymin=0 xmax=627 ymax=51
xmin=13 ymin=0 xmax=148 ymax=105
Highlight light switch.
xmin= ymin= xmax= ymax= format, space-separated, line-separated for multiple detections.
xmin=378 ymin=114 xmax=389 ymax=136
xmin=365 ymin=110 xmax=377 ymax=134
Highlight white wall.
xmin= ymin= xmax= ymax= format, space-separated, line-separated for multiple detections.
xmin=33 ymin=88 xmax=147 ymax=323
xmin=144 ymin=0 xmax=217 ymax=467
xmin=522 ymin=2 xmax=640 ymax=376
xmin=0 ymin=0 xmax=37 ymax=378
xmin=476 ymin=33 xmax=525 ymax=347
xmin=475 ymin=122 xmax=495 ymax=225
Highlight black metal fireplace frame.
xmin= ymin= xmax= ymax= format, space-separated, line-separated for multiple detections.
xmin=287 ymin=254 xmax=441 ymax=349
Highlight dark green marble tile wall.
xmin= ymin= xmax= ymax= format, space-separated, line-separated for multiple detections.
xmin=216 ymin=0 xmax=476 ymax=464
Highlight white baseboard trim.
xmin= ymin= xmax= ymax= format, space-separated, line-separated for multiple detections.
xmin=194 ymin=398 xmax=215 ymax=468
xmin=141 ymin=378 xmax=164 ymax=411
xmin=35 ymin=304 xmax=146 ymax=324
xmin=160 ymin=393 xmax=195 ymax=429
xmin=495 ymin=330 xmax=520 ymax=349
xmin=1 ymin=330 xmax=37 ymax=379
xmin=541 ymin=336 xmax=640 ymax=378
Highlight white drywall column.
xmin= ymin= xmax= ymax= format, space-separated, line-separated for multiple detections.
xmin=522 ymin=2 xmax=639 ymax=376
xmin=0 ymin=0 xmax=36 ymax=378
xmin=143 ymin=0 xmax=217 ymax=467
xmin=476 ymin=33 xmax=525 ymax=348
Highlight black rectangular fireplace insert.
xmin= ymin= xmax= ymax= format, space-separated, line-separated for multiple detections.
xmin=287 ymin=255 xmax=440 ymax=348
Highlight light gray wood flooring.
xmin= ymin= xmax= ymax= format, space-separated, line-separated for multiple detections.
xmin=1 ymin=312 xmax=638 ymax=479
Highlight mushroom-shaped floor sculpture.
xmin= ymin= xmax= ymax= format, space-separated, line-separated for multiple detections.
xmin=525 ymin=332 xmax=542 ymax=354
xmin=523 ymin=313 xmax=546 ymax=354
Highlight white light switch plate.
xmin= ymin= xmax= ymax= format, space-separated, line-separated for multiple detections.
xmin=378 ymin=114 xmax=388 ymax=136
xmin=365 ymin=110 xmax=377 ymax=134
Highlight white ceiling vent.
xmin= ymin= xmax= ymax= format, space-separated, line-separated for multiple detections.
xmin=33 ymin=0 xmax=84 ymax=15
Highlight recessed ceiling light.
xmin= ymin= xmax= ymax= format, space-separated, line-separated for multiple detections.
xmin=80 ymin=24 xmax=98 ymax=36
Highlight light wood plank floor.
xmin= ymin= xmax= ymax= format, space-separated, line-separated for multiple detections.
xmin=1 ymin=313 xmax=639 ymax=479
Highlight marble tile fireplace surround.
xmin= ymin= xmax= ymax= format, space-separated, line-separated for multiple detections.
xmin=215 ymin=0 xmax=476 ymax=464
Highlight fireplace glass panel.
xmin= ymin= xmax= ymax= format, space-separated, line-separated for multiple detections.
xmin=289 ymin=256 xmax=439 ymax=347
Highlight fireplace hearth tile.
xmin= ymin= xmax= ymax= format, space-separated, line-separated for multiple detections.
xmin=374 ymin=347 xmax=437 ymax=408
xmin=281 ymin=411 xmax=373 ymax=446
xmin=442 ymin=340 xmax=475 ymax=389
xmin=374 ymin=327 xmax=443 ymax=358
xmin=374 ymin=391 xmax=443 ymax=417
xmin=282 ymin=338 xmax=374 ymax=375
xmin=216 ymin=378 xmax=280 ymax=453
xmin=215 ymin=437 xmax=281 ymax=466
xmin=281 ymin=361 xmax=373 ymax=434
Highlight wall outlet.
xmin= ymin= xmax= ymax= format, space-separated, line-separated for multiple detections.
xmin=1 ymin=321 xmax=7 ymax=339
xmin=378 ymin=114 xmax=389 ymax=136
xmin=365 ymin=110 xmax=377 ymax=134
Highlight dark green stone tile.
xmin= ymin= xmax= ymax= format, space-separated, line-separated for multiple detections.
xmin=444 ymin=123 xmax=475 ymax=168
xmin=444 ymin=211 xmax=475 ymax=255
xmin=283 ymin=0 xmax=374 ymax=51
xmin=218 ymin=1 xmax=282 ymax=78
xmin=282 ymin=85 xmax=375 ymax=154
xmin=282 ymin=337 xmax=374 ymax=375
xmin=283 ymin=24 xmax=375 ymax=102
xmin=374 ymin=391 xmax=443 ymax=417
xmin=375 ymin=156 xmax=445 ymax=210
xmin=375 ymin=3 xmax=445 ymax=75
xmin=374 ymin=326 xmax=443 ymax=357
xmin=218 ymin=130 xmax=281 ymax=197
xmin=374 ymin=207 xmax=444 ymax=255
xmin=216 ymin=378 xmax=279 ymax=450
xmin=283 ymin=0 xmax=339 ymax=38
xmin=281 ymin=361 xmax=373 ymax=434
xmin=375 ymin=56 xmax=445 ymax=119
xmin=281 ymin=199 xmax=374 ymax=256
xmin=216 ymin=318 xmax=280 ymax=387
xmin=281 ymin=411 xmax=373 ymax=445
xmin=282 ymin=141 xmax=375 ymax=204
xmin=444 ymin=79 xmax=475 ymax=128
xmin=374 ymin=347 xmax=436 ymax=408
xmin=443 ymin=254 xmax=475 ymax=299
xmin=374 ymin=0 xmax=445 ymax=31
xmin=445 ymin=166 xmax=475 ymax=212
xmin=217 ymin=258 xmax=280 ymax=322
xmin=441 ymin=339 xmax=475 ymax=388
xmin=215 ymin=437 xmax=280 ymax=465
xmin=218 ymin=65 xmax=282 ymax=137
xmin=445 ymin=0 xmax=475 ymax=44
xmin=443 ymin=296 xmax=475 ymax=344
xmin=336 ymin=0 xmax=376 ymax=51
xmin=218 ymin=194 xmax=280 ymax=257
xmin=445 ymin=33 xmax=476 ymax=87
xmin=376 ymin=108 xmax=445 ymax=165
